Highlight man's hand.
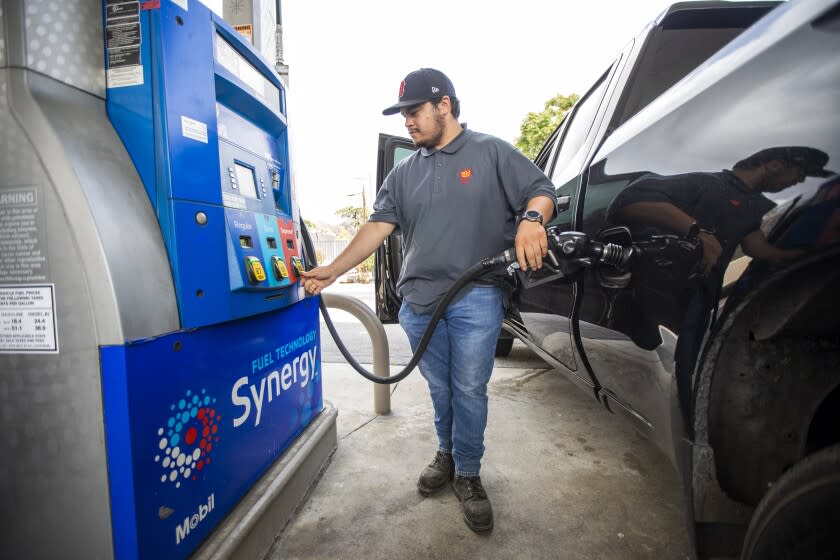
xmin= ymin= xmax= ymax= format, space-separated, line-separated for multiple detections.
xmin=300 ymin=265 xmax=338 ymax=295
xmin=515 ymin=220 xmax=549 ymax=271
xmin=697 ymin=231 xmax=722 ymax=275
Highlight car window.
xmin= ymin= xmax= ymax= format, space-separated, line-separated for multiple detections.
xmin=550 ymin=66 xmax=612 ymax=190
xmin=534 ymin=117 xmax=568 ymax=171
xmin=394 ymin=146 xmax=414 ymax=166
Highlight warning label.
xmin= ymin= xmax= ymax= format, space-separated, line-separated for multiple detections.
xmin=0 ymin=186 xmax=48 ymax=283
xmin=105 ymin=1 xmax=143 ymax=88
xmin=0 ymin=285 xmax=59 ymax=353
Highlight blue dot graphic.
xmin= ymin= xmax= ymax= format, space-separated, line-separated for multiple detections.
xmin=204 ymin=397 xmax=210 ymax=405
xmin=176 ymin=422 xmax=182 ymax=432
xmin=181 ymin=411 xmax=190 ymax=424
xmin=186 ymin=390 xmax=191 ymax=396
xmin=171 ymin=433 xmax=180 ymax=447
xmin=178 ymin=399 xmax=186 ymax=410
xmin=192 ymin=395 xmax=199 ymax=404
xmin=168 ymin=417 xmax=175 ymax=427
xmin=191 ymin=407 xmax=198 ymax=418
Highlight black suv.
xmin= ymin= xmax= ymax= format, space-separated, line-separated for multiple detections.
xmin=376 ymin=1 xmax=840 ymax=558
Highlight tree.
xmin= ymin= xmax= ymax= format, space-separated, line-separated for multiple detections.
xmin=334 ymin=205 xmax=374 ymax=281
xmin=515 ymin=93 xmax=579 ymax=160
xmin=335 ymin=205 xmax=366 ymax=235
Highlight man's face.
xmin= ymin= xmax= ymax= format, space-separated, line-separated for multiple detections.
xmin=760 ymin=160 xmax=807 ymax=193
xmin=401 ymin=101 xmax=446 ymax=149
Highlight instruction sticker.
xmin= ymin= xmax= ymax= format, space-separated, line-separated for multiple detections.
xmin=181 ymin=116 xmax=209 ymax=143
xmin=0 ymin=284 xmax=59 ymax=353
xmin=105 ymin=0 xmax=144 ymax=88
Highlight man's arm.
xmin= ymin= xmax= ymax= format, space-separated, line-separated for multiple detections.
xmin=741 ymin=230 xmax=805 ymax=265
xmin=618 ymin=201 xmax=696 ymax=235
xmin=515 ymin=195 xmax=556 ymax=271
xmin=617 ymin=201 xmax=723 ymax=274
xmin=300 ymin=221 xmax=396 ymax=295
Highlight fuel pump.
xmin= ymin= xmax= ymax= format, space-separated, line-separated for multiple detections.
xmin=0 ymin=2 xmax=331 ymax=559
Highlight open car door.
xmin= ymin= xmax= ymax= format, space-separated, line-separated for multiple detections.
xmin=374 ymin=133 xmax=416 ymax=323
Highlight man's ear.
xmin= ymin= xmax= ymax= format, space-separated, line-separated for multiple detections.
xmin=437 ymin=96 xmax=452 ymax=117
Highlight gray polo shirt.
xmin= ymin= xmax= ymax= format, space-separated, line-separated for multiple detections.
xmin=369 ymin=127 xmax=556 ymax=314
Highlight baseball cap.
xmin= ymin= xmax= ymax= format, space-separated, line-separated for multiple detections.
xmin=382 ymin=68 xmax=457 ymax=116
xmin=745 ymin=146 xmax=834 ymax=177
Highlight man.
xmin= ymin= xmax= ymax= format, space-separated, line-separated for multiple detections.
xmin=608 ymin=146 xmax=832 ymax=274
xmin=606 ymin=146 xmax=831 ymax=427
xmin=301 ymin=68 xmax=556 ymax=532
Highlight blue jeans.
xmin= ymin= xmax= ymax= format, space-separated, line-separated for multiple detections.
xmin=398 ymin=286 xmax=504 ymax=476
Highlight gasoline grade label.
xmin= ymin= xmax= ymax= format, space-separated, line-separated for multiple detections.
xmin=0 ymin=284 xmax=59 ymax=353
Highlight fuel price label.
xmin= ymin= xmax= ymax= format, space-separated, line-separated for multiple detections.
xmin=0 ymin=284 xmax=58 ymax=353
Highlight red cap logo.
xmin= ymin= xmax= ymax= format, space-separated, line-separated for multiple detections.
xmin=398 ymin=80 xmax=406 ymax=98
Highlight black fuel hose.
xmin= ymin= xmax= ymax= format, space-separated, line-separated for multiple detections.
xmin=300 ymin=220 xmax=515 ymax=385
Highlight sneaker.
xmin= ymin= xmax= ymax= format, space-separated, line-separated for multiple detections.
xmin=452 ymin=475 xmax=494 ymax=532
xmin=417 ymin=451 xmax=455 ymax=496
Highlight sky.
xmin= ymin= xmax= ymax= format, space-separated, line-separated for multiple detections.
xmin=280 ymin=0 xmax=677 ymax=225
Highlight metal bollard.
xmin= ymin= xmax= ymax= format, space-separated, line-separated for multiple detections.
xmin=320 ymin=293 xmax=391 ymax=415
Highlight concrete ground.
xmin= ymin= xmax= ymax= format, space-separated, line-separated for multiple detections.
xmin=267 ymin=283 xmax=691 ymax=560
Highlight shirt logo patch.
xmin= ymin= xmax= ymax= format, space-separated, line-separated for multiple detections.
xmin=399 ymin=80 xmax=406 ymax=98
xmin=459 ymin=168 xmax=473 ymax=185
xmin=729 ymin=199 xmax=741 ymax=207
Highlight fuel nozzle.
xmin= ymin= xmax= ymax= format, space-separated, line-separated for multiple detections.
xmin=545 ymin=227 xmax=633 ymax=269
xmin=489 ymin=227 xmax=633 ymax=282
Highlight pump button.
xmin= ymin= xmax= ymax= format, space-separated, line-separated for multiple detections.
xmin=290 ymin=255 xmax=304 ymax=275
xmin=271 ymin=255 xmax=289 ymax=279
xmin=244 ymin=256 xmax=266 ymax=283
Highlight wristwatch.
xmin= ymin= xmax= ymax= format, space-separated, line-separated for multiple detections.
xmin=521 ymin=210 xmax=544 ymax=225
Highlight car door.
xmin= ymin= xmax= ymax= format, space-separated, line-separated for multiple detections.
xmin=571 ymin=2 xmax=790 ymax=459
xmin=514 ymin=51 xmax=629 ymax=393
xmin=374 ymin=133 xmax=416 ymax=323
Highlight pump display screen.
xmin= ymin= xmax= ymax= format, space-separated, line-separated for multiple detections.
xmin=234 ymin=163 xmax=258 ymax=198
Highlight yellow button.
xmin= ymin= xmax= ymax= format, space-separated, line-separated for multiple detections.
xmin=271 ymin=255 xmax=289 ymax=279
xmin=290 ymin=256 xmax=304 ymax=275
xmin=245 ymin=256 xmax=266 ymax=283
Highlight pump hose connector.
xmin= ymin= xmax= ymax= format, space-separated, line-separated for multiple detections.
xmin=596 ymin=242 xmax=633 ymax=268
